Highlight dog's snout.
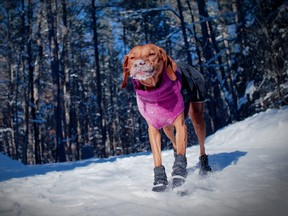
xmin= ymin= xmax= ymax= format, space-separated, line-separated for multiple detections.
xmin=134 ymin=59 xmax=146 ymax=68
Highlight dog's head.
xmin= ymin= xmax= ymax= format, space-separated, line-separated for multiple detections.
xmin=121 ymin=44 xmax=177 ymax=89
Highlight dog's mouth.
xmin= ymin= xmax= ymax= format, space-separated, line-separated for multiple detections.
xmin=130 ymin=69 xmax=155 ymax=80
xmin=130 ymin=62 xmax=155 ymax=80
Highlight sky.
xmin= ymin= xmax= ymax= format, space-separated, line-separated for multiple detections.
xmin=0 ymin=107 xmax=288 ymax=216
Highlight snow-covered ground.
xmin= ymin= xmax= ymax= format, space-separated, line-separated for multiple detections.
xmin=1 ymin=108 xmax=288 ymax=216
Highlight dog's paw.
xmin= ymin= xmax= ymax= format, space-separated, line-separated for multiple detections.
xmin=171 ymin=175 xmax=186 ymax=188
xmin=152 ymin=183 xmax=168 ymax=192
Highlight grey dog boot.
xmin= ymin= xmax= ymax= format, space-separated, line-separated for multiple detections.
xmin=152 ymin=165 xmax=168 ymax=192
xmin=199 ymin=154 xmax=212 ymax=175
xmin=172 ymin=154 xmax=187 ymax=188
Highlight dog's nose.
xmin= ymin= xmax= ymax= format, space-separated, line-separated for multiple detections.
xmin=134 ymin=59 xmax=146 ymax=68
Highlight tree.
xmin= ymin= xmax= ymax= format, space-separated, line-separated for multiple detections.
xmin=196 ymin=0 xmax=228 ymax=131
xmin=91 ymin=0 xmax=106 ymax=157
xmin=0 ymin=0 xmax=287 ymax=163
xmin=27 ymin=0 xmax=41 ymax=164
xmin=176 ymin=0 xmax=192 ymax=65
xmin=46 ymin=0 xmax=66 ymax=162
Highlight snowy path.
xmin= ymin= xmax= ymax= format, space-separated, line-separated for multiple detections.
xmin=1 ymin=108 xmax=288 ymax=216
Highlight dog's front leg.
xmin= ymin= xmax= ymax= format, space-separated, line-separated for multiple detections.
xmin=147 ymin=122 xmax=162 ymax=167
xmin=163 ymin=125 xmax=176 ymax=150
xmin=148 ymin=122 xmax=169 ymax=192
xmin=171 ymin=113 xmax=188 ymax=189
xmin=173 ymin=113 xmax=187 ymax=155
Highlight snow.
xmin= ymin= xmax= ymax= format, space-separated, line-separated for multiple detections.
xmin=245 ymin=80 xmax=256 ymax=100
xmin=1 ymin=108 xmax=288 ymax=216
xmin=238 ymin=80 xmax=257 ymax=109
xmin=237 ymin=95 xmax=247 ymax=110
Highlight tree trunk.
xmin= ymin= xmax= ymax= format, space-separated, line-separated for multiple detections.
xmin=197 ymin=0 xmax=225 ymax=131
xmin=186 ymin=0 xmax=202 ymax=68
xmin=61 ymin=0 xmax=72 ymax=160
xmin=176 ymin=0 xmax=192 ymax=65
xmin=46 ymin=0 xmax=66 ymax=162
xmin=215 ymin=1 xmax=238 ymax=120
xmin=27 ymin=0 xmax=41 ymax=164
xmin=91 ymin=0 xmax=106 ymax=157
xmin=6 ymin=5 xmax=16 ymax=159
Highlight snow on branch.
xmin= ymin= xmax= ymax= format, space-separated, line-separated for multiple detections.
xmin=198 ymin=12 xmax=236 ymax=23
xmin=120 ymin=4 xmax=180 ymax=20
xmin=202 ymin=49 xmax=226 ymax=67
xmin=0 ymin=128 xmax=14 ymax=133
xmin=157 ymin=28 xmax=181 ymax=45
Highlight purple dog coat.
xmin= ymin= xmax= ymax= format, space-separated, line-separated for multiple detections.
xmin=132 ymin=70 xmax=184 ymax=129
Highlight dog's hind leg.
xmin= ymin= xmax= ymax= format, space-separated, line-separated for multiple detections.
xmin=188 ymin=102 xmax=206 ymax=156
xmin=188 ymin=102 xmax=212 ymax=175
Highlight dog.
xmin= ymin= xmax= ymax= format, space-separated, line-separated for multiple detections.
xmin=121 ymin=44 xmax=211 ymax=192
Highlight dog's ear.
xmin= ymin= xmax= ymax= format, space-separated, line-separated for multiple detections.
xmin=121 ymin=55 xmax=129 ymax=89
xmin=159 ymin=48 xmax=177 ymax=81
xmin=166 ymin=55 xmax=177 ymax=81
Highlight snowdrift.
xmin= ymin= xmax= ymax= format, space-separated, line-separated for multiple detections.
xmin=1 ymin=108 xmax=288 ymax=216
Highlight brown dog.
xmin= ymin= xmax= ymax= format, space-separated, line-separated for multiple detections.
xmin=121 ymin=44 xmax=211 ymax=192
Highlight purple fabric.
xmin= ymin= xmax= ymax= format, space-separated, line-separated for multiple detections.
xmin=132 ymin=70 xmax=184 ymax=129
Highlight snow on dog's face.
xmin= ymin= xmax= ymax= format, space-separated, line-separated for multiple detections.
xmin=130 ymin=59 xmax=155 ymax=81
xmin=121 ymin=44 xmax=177 ymax=88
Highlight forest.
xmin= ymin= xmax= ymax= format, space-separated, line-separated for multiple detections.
xmin=0 ymin=0 xmax=287 ymax=165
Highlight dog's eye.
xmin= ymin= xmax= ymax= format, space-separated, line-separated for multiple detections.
xmin=149 ymin=53 xmax=156 ymax=56
xmin=130 ymin=56 xmax=135 ymax=60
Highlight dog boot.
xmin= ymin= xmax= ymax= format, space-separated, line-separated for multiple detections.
xmin=199 ymin=154 xmax=212 ymax=175
xmin=152 ymin=165 xmax=168 ymax=192
xmin=173 ymin=147 xmax=177 ymax=159
xmin=172 ymin=154 xmax=187 ymax=188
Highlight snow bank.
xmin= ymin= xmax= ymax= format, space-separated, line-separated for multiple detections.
xmin=0 ymin=107 xmax=288 ymax=216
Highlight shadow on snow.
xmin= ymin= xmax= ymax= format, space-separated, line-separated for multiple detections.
xmin=188 ymin=150 xmax=247 ymax=173
xmin=0 ymin=152 xmax=151 ymax=182
xmin=0 ymin=150 xmax=247 ymax=182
